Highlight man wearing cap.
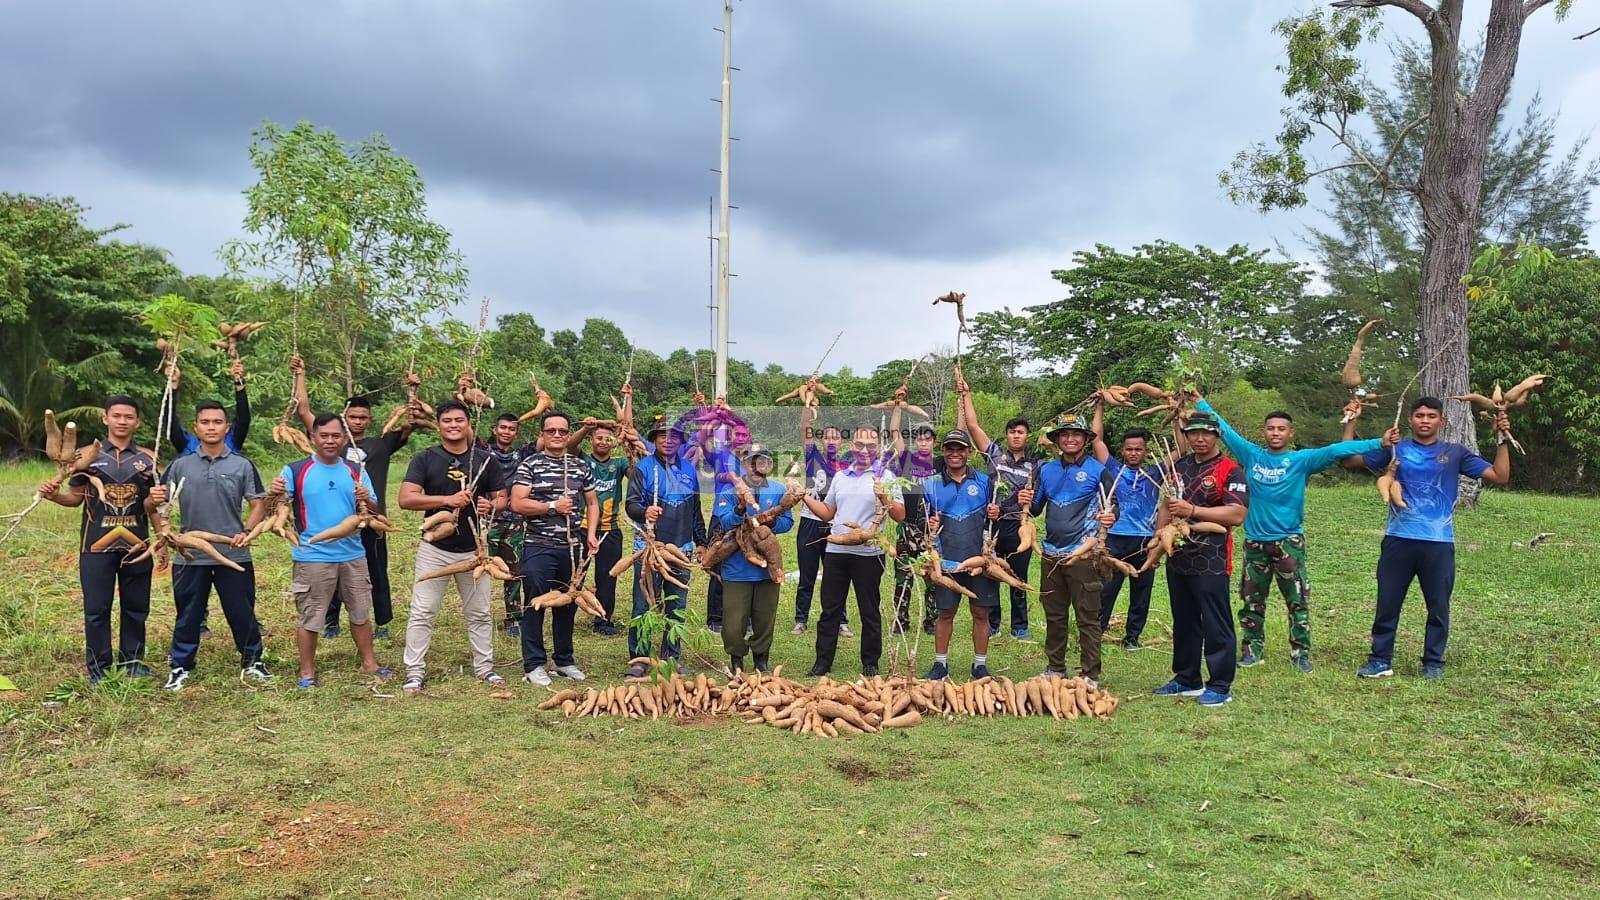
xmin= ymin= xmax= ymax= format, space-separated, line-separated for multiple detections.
xmin=1195 ymin=397 xmax=1395 ymax=672
xmin=1151 ymin=411 xmax=1248 ymax=706
xmin=956 ymin=373 xmax=1039 ymax=640
xmin=1023 ymin=414 xmax=1115 ymax=686
xmin=623 ymin=416 xmax=706 ymax=678
xmin=710 ymin=444 xmax=795 ymax=673
xmin=919 ymin=430 xmax=1002 ymax=679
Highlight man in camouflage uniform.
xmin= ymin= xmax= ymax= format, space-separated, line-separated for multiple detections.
xmin=484 ymin=413 xmax=530 ymax=636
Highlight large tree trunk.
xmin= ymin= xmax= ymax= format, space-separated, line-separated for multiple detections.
xmin=1413 ymin=0 xmax=1530 ymax=504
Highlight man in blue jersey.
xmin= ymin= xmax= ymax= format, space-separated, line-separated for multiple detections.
xmin=269 ymin=413 xmax=394 ymax=688
xmin=1196 ymin=398 xmax=1396 ymax=672
xmin=918 ymin=431 xmax=1001 ymax=680
xmin=1344 ymin=398 xmax=1511 ymax=679
xmin=1022 ymin=414 xmax=1116 ymax=686
xmin=1097 ymin=428 xmax=1163 ymax=651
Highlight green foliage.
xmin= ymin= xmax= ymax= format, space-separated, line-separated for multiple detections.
xmin=0 ymin=194 xmax=178 ymax=453
xmin=938 ymin=390 xmax=1019 ymax=440
xmin=221 ymin=120 xmax=468 ymax=397
xmin=1468 ymin=252 xmax=1600 ymax=492
xmin=1029 ymin=242 xmax=1304 ymax=403
xmin=138 ymin=293 xmax=221 ymax=348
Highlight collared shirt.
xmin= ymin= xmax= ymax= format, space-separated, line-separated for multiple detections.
xmin=512 ymin=452 xmax=597 ymax=549
xmin=921 ymin=467 xmax=991 ymax=571
xmin=162 ymin=446 xmax=265 ymax=566
xmin=1168 ymin=453 xmax=1249 ymax=577
xmin=821 ymin=466 xmax=887 ymax=557
xmin=1105 ymin=461 xmax=1163 ymax=538
xmin=984 ymin=441 xmax=1038 ymax=514
xmin=70 ymin=442 xmax=156 ymax=553
xmin=626 ymin=452 xmax=706 ymax=551
xmin=711 ymin=475 xmax=797 ymax=582
xmin=1359 ymin=439 xmax=1491 ymax=543
xmin=1030 ymin=454 xmax=1112 ymax=555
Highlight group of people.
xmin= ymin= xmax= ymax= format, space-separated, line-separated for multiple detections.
xmin=39 ymin=356 xmax=1515 ymax=707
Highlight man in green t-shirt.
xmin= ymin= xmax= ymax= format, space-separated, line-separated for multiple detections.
xmin=576 ymin=420 xmax=629 ymax=636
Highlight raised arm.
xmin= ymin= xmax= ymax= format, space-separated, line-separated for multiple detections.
xmin=1090 ymin=397 xmax=1110 ymax=464
xmin=956 ymin=370 xmax=990 ymax=451
xmin=1195 ymin=398 xmax=1256 ymax=463
xmin=1479 ymin=412 xmax=1513 ymax=485
xmin=291 ymin=354 xmax=315 ymax=430
xmin=230 ymin=359 xmax=252 ymax=446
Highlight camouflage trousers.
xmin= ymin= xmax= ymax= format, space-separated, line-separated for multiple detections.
xmin=1238 ymin=535 xmax=1311 ymax=661
xmin=486 ymin=519 xmax=526 ymax=623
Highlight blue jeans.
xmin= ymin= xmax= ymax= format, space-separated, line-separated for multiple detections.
xmin=170 ymin=562 xmax=262 ymax=670
xmin=628 ymin=557 xmax=689 ymax=660
xmin=520 ymin=545 xmax=577 ymax=672
xmin=1369 ymin=535 xmax=1455 ymax=667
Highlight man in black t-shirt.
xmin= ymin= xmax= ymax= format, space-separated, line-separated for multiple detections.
xmin=1151 ymin=412 xmax=1249 ymax=707
xmin=39 ymin=395 xmax=162 ymax=682
xmin=294 ymin=356 xmax=417 ymax=638
xmin=395 ymin=401 xmax=507 ymax=692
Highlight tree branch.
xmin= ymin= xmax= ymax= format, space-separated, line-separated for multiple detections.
xmin=1331 ymin=0 xmax=1439 ymax=25
xmin=1522 ymin=0 xmax=1556 ymax=15
xmin=1575 ymin=24 xmax=1600 ymax=40
xmin=1381 ymin=113 xmax=1429 ymax=173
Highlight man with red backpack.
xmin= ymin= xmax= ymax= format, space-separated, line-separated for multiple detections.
xmin=268 ymin=413 xmax=395 ymax=688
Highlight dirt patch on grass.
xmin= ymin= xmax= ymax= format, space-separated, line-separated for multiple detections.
xmin=236 ymin=801 xmax=391 ymax=871
xmin=431 ymin=795 xmax=552 ymax=838
xmin=828 ymin=756 xmax=916 ymax=784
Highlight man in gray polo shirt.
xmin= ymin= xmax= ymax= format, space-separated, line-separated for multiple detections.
xmin=163 ymin=401 xmax=272 ymax=690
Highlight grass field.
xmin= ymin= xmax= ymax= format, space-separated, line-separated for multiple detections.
xmin=2 ymin=459 xmax=1597 ymax=898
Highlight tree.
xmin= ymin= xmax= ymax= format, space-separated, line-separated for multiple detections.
xmin=1224 ymin=0 xmax=1584 ymax=450
xmin=965 ymin=308 xmax=1036 ymax=396
xmin=1467 ymin=251 xmax=1600 ymax=492
xmin=0 ymin=194 xmax=177 ymax=453
xmin=1028 ymin=242 xmax=1304 ymax=401
xmin=222 ymin=120 xmax=467 ymax=398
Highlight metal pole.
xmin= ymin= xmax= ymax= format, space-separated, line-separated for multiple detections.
xmin=714 ymin=0 xmax=732 ymax=400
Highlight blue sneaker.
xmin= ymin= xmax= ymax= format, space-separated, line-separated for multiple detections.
xmin=1197 ymin=688 xmax=1233 ymax=707
xmin=506 ymin=621 xmax=521 ymax=638
xmin=970 ymin=663 xmax=990 ymax=679
xmin=923 ymin=660 xmax=949 ymax=681
xmin=1238 ymin=649 xmax=1263 ymax=667
xmin=322 ymin=625 xmax=341 ymax=640
xmin=1152 ymin=678 xmax=1204 ymax=697
xmin=1420 ymin=663 xmax=1444 ymax=680
xmin=1292 ymin=656 xmax=1312 ymax=674
xmin=373 ymin=625 xmax=390 ymax=641
xmin=1357 ymin=660 xmax=1393 ymax=679
xmin=1010 ymin=627 xmax=1031 ymax=641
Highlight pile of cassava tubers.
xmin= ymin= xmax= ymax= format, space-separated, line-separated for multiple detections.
xmin=537 ymin=669 xmax=1119 ymax=733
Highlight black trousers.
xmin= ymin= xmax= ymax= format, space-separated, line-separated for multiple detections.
xmin=1099 ymin=533 xmax=1156 ymax=642
xmin=812 ymin=552 xmax=883 ymax=670
xmin=592 ymin=529 xmax=622 ymax=622
xmin=327 ymin=527 xmax=392 ymax=628
xmin=706 ymin=566 xmax=724 ymax=627
xmin=170 ymin=563 xmax=262 ymax=670
xmin=1168 ymin=572 xmax=1235 ymax=694
xmin=987 ymin=519 xmax=1032 ymax=632
xmin=80 ymin=552 xmax=152 ymax=677
xmin=520 ymin=544 xmax=578 ymax=671
xmin=1370 ymin=535 xmax=1456 ymax=667
xmin=794 ymin=517 xmax=845 ymax=624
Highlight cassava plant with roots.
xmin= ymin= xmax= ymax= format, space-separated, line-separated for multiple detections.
xmin=0 ymin=411 xmax=102 ymax=545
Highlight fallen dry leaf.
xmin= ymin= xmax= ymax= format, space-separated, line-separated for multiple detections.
xmin=488 ymin=691 xmax=515 ymax=700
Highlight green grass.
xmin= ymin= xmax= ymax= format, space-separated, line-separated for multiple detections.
xmin=2 ymin=459 xmax=1597 ymax=898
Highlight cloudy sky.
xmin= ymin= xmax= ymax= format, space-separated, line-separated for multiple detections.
xmin=3 ymin=1 xmax=1596 ymax=373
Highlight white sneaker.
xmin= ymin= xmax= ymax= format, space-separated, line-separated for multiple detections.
xmin=522 ymin=666 xmax=551 ymax=686
xmin=839 ymin=623 xmax=854 ymax=638
xmin=240 ymin=662 xmax=274 ymax=683
xmin=552 ymin=664 xmax=587 ymax=681
xmin=790 ymin=621 xmax=807 ymax=635
xmin=164 ymin=667 xmax=191 ymax=691
xmin=1085 ymin=677 xmax=1100 ymax=691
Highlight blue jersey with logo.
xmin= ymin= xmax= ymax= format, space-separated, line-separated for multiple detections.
xmin=1029 ymin=455 xmax=1111 ymax=554
xmin=1200 ymin=399 xmax=1380 ymax=541
xmin=712 ymin=477 xmax=796 ymax=582
xmin=281 ymin=459 xmax=375 ymax=564
xmin=1360 ymin=439 xmax=1491 ymax=543
xmin=1104 ymin=461 xmax=1163 ymax=538
xmin=921 ymin=469 xmax=991 ymax=571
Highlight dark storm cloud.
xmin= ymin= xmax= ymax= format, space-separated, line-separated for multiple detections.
xmin=0 ymin=1 xmax=1289 ymax=260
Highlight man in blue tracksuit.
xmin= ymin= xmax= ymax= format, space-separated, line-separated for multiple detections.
xmin=1346 ymin=397 xmax=1511 ymax=680
xmin=711 ymin=444 xmax=794 ymax=674
xmin=1197 ymin=397 xmax=1394 ymax=672
xmin=623 ymin=418 xmax=706 ymax=677
xmin=1098 ymin=428 xmax=1163 ymax=650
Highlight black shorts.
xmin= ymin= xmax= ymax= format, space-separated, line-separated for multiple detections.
xmin=933 ymin=570 xmax=1000 ymax=611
